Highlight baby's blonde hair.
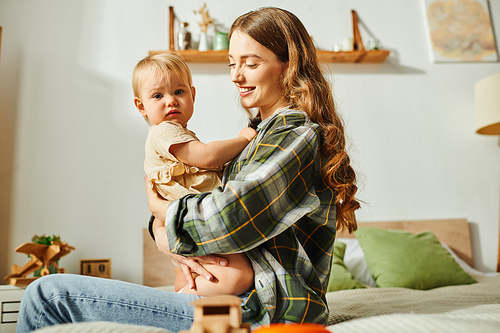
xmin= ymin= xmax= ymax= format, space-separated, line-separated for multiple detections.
xmin=133 ymin=52 xmax=193 ymax=99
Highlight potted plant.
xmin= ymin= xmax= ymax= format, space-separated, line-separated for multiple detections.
xmin=31 ymin=234 xmax=62 ymax=276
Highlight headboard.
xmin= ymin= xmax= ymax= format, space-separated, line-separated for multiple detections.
xmin=143 ymin=229 xmax=177 ymax=287
xmin=336 ymin=218 xmax=473 ymax=267
xmin=143 ymin=218 xmax=474 ymax=287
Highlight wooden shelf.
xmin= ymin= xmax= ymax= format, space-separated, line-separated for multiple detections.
xmin=148 ymin=49 xmax=390 ymax=63
xmin=318 ymin=49 xmax=390 ymax=63
xmin=156 ymin=8 xmax=390 ymax=64
xmin=149 ymin=50 xmax=230 ymax=63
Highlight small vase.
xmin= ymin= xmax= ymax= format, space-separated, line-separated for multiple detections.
xmin=213 ymin=31 xmax=229 ymax=51
xmin=198 ymin=32 xmax=209 ymax=52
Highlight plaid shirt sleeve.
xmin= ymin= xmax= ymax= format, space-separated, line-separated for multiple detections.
xmin=164 ymin=108 xmax=336 ymax=328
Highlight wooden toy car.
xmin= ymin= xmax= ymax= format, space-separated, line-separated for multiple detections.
xmin=180 ymin=295 xmax=250 ymax=333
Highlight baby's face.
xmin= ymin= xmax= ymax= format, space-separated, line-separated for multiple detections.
xmin=137 ymin=71 xmax=195 ymax=127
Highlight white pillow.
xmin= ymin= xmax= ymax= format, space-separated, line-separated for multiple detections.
xmin=336 ymin=238 xmax=376 ymax=287
xmin=440 ymin=242 xmax=498 ymax=277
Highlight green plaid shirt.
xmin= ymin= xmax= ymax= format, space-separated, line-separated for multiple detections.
xmin=165 ymin=108 xmax=336 ymax=327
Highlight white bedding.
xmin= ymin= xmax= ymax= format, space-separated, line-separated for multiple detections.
xmin=327 ymin=274 xmax=500 ymax=332
xmin=328 ymin=305 xmax=500 ymax=333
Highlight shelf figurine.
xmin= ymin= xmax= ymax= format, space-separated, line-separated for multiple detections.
xmin=193 ymin=3 xmax=214 ymax=51
xmin=178 ymin=22 xmax=192 ymax=51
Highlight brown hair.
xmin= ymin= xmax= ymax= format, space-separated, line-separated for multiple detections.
xmin=230 ymin=7 xmax=360 ymax=232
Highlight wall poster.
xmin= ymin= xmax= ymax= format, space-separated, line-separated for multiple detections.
xmin=423 ymin=0 xmax=498 ymax=62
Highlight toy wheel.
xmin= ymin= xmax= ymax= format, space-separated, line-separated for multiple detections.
xmin=59 ymin=268 xmax=66 ymax=273
xmin=40 ymin=268 xmax=50 ymax=276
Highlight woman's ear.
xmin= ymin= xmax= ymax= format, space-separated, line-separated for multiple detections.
xmin=134 ymin=97 xmax=147 ymax=118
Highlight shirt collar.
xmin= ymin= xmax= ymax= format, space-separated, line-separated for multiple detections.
xmin=257 ymin=107 xmax=308 ymax=130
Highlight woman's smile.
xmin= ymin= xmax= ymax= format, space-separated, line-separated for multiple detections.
xmin=237 ymin=85 xmax=256 ymax=96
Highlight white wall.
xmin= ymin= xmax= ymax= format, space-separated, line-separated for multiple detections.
xmin=0 ymin=0 xmax=499 ymax=284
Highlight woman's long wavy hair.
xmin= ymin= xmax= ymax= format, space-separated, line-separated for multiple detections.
xmin=230 ymin=7 xmax=360 ymax=233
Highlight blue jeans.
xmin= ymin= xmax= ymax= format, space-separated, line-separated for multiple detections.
xmin=16 ymin=274 xmax=203 ymax=333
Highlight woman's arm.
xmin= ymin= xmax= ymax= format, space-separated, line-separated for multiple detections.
xmin=170 ymin=127 xmax=257 ymax=169
xmin=165 ymin=119 xmax=322 ymax=257
xmin=151 ymin=216 xmax=228 ymax=288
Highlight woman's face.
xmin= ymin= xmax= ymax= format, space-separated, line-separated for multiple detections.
xmin=229 ymin=30 xmax=288 ymax=120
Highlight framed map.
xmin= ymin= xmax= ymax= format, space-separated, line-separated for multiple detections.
xmin=423 ymin=0 xmax=498 ymax=62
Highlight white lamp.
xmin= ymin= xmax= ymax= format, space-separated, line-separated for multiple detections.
xmin=474 ymin=73 xmax=500 ymax=273
xmin=475 ymin=73 xmax=500 ymax=135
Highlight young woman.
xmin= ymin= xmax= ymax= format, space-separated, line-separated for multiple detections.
xmin=17 ymin=7 xmax=359 ymax=333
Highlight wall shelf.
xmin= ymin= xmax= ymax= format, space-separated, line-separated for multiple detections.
xmin=149 ymin=50 xmax=229 ymax=63
xmin=318 ymin=49 xmax=390 ymax=63
xmin=148 ymin=49 xmax=390 ymax=63
xmin=152 ymin=8 xmax=390 ymax=64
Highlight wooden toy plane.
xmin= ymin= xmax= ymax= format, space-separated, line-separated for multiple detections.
xmin=3 ymin=241 xmax=75 ymax=286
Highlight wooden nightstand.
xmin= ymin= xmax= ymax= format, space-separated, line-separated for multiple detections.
xmin=0 ymin=285 xmax=25 ymax=333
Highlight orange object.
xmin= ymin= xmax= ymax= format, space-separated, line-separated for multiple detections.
xmin=253 ymin=323 xmax=330 ymax=333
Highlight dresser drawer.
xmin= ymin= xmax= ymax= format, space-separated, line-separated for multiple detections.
xmin=1 ymin=302 xmax=20 ymax=313
xmin=0 ymin=285 xmax=25 ymax=332
xmin=1 ymin=311 xmax=18 ymax=323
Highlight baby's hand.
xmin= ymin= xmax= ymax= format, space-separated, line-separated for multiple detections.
xmin=239 ymin=127 xmax=258 ymax=142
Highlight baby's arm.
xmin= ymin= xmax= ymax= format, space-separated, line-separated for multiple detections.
xmin=170 ymin=127 xmax=257 ymax=169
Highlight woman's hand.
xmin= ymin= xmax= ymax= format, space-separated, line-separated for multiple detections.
xmin=145 ymin=175 xmax=169 ymax=221
xmin=169 ymin=251 xmax=228 ymax=290
xmin=151 ymin=216 xmax=229 ymax=290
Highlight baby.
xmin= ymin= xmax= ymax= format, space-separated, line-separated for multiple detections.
xmin=133 ymin=52 xmax=255 ymax=296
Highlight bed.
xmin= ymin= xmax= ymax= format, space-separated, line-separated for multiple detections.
xmin=143 ymin=218 xmax=500 ymax=332
xmin=35 ymin=218 xmax=500 ymax=333
xmin=325 ymin=219 xmax=500 ymax=333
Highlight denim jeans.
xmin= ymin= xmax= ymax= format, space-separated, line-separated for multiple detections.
xmin=16 ymin=274 xmax=203 ymax=333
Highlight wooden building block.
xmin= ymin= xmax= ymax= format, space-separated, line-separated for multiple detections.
xmin=80 ymin=259 xmax=111 ymax=279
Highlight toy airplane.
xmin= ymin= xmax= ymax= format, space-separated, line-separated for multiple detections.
xmin=3 ymin=241 xmax=75 ymax=286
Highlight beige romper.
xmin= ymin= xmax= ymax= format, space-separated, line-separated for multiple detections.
xmin=144 ymin=121 xmax=222 ymax=201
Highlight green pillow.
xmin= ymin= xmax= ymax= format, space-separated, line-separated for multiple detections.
xmin=327 ymin=241 xmax=366 ymax=292
xmin=355 ymin=227 xmax=477 ymax=290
